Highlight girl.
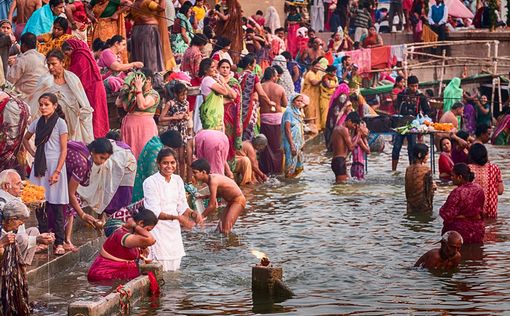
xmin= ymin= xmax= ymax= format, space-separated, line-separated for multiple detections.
xmin=159 ymin=82 xmax=193 ymax=181
xmin=143 ymin=148 xmax=203 ymax=271
xmin=22 ymin=93 xmax=69 ymax=255
xmin=405 ymin=143 xmax=436 ymax=212
xmin=438 ymin=137 xmax=454 ymax=182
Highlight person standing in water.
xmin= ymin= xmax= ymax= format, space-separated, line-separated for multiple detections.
xmin=191 ymin=159 xmax=246 ymax=235
xmin=330 ymin=112 xmax=363 ymax=184
xmin=405 ymin=143 xmax=435 ymax=213
xmin=414 ymin=231 xmax=463 ymax=270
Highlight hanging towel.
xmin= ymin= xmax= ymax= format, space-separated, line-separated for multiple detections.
xmin=390 ymin=44 xmax=406 ymax=65
xmin=344 ymin=49 xmax=371 ymax=74
xmin=371 ymin=46 xmax=391 ymax=69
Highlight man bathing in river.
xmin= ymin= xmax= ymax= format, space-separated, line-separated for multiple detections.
xmin=330 ymin=112 xmax=364 ymax=183
xmin=414 ymin=231 xmax=463 ymax=270
xmin=191 ymin=159 xmax=246 ymax=235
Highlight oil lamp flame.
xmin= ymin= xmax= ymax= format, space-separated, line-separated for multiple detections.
xmin=251 ymin=250 xmax=267 ymax=260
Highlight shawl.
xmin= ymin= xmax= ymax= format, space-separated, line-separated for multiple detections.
xmin=77 ymin=140 xmax=137 ymax=214
xmin=492 ymin=114 xmax=510 ymax=144
xmin=328 ymin=83 xmax=350 ymax=109
xmin=22 ymin=4 xmax=57 ymax=36
xmin=443 ymin=77 xmax=463 ymax=112
xmin=405 ymin=163 xmax=434 ymax=212
xmin=264 ymin=6 xmax=281 ymax=34
xmin=28 ymin=71 xmax=94 ymax=144
xmin=34 ymin=112 xmax=59 ymax=177
xmin=66 ymin=38 xmax=102 ymax=90
xmin=272 ymin=55 xmax=295 ymax=96
xmin=1 ymin=243 xmax=30 ymax=315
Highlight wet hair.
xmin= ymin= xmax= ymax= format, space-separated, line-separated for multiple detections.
xmin=190 ymin=33 xmax=208 ymax=47
xmin=455 ymin=130 xmax=469 ymax=142
xmin=407 ymin=75 xmax=419 ymax=85
xmin=394 ymin=75 xmax=404 ymax=87
xmin=105 ymin=35 xmax=124 ymax=48
xmin=46 ymin=48 xmax=65 ymax=61
xmin=439 ymin=137 xmax=451 ymax=151
xmin=452 ymin=163 xmax=475 ymax=182
xmin=212 ymin=36 xmax=232 ymax=55
xmin=20 ymin=32 xmax=36 ymax=50
xmin=238 ymin=54 xmax=255 ymax=69
xmin=92 ymin=38 xmax=105 ymax=52
xmin=217 ymin=58 xmax=231 ymax=69
xmin=311 ymin=58 xmax=320 ymax=67
xmin=133 ymin=206 xmax=159 ymax=227
xmin=38 ymin=93 xmax=65 ymax=119
xmin=191 ymin=158 xmax=211 ymax=174
xmin=140 ymin=67 xmax=154 ymax=82
xmin=160 ymin=130 xmax=183 ymax=148
xmin=53 ymin=16 xmax=68 ymax=32
xmin=49 ymin=0 xmax=63 ymax=7
xmin=198 ymin=58 xmax=214 ymax=77
xmin=87 ymin=138 xmax=113 ymax=154
xmin=156 ymin=147 xmax=177 ymax=163
xmin=475 ymin=123 xmax=490 ymax=137
xmin=281 ymin=51 xmax=292 ymax=60
xmin=412 ymin=143 xmax=429 ymax=162
xmin=179 ymin=1 xmax=193 ymax=14
xmin=273 ymin=65 xmax=284 ymax=75
xmin=262 ymin=67 xmax=277 ymax=82
xmin=451 ymin=102 xmax=464 ymax=110
xmin=275 ymin=27 xmax=285 ymax=33
xmin=105 ymin=130 xmax=121 ymax=141
xmin=468 ymin=143 xmax=488 ymax=166
xmin=256 ymin=10 xmax=263 ymax=15
xmin=346 ymin=111 xmax=361 ymax=124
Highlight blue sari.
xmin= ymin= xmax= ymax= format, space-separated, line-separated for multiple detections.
xmin=22 ymin=4 xmax=57 ymax=36
xmin=281 ymin=104 xmax=305 ymax=178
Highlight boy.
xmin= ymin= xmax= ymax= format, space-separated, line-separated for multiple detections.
xmin=330 ymin=112 xmax=362 ymax=183
xmin=191 ymin=159 xmax=246 ymax=235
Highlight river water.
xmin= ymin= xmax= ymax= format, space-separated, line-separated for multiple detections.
xmin=134 ymin=138 xmax=510 ymax=315
xmin=31 ymin=137 xmax=510 ymax=315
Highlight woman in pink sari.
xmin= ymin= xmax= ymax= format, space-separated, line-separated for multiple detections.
xmin=63 ymin=39 xmax=109 ymax=138
xmin=88 ymin=207 xmax=157 ymax=283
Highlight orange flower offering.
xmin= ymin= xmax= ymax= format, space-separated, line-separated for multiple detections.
xmin=21 ymin=181 xmax=46 ymax=204
xmin=432 ymin=122 xmax=454 ymax=131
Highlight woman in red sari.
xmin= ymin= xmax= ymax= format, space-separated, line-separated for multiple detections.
xmin=439 ymin=163 xmax=485 ymax=244
xmin=63 ymin=38 xmax=109 ymax=138
xmin=88 ymin=207 xmax=157 ymax=283
xmin=438 ymin=137 xmax=454 ymax=182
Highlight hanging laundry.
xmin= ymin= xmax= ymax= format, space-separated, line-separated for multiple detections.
xmin=371 ymin=46 xmax=391 ymax=69
xmin=390 ymin=44 xmax=406 ymax=65
xmin=344 ymin=49 xmax=371 ymax=74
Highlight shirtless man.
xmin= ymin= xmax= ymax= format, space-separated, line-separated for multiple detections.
xmin=236 ymin=134 xmax=268 ymax=183
xmin=8 ymin=0 xmax=42 ymax=38
xmin=330 ymin=112 xmax=362 ymax=183
xmin=414 ymin=231 xmax=463 ymax=270
xmin=437 ymin=102 xmax=464 ymax=149
xmin=191 ymin=158 xmax=246 ymax=235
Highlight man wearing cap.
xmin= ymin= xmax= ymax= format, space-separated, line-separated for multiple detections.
xmin=392 ymin=75 xmax=431 ymax=171
xmin=414 ymin=231 xmax=463 ymax=270
xmin=0 ymin=169 xmax=54 ymax=264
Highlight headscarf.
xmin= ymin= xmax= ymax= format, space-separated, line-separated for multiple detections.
xmin=319 ymin=57 xmax=329 ymax=70
xmin=443 ymin=77 xmax=463 ymax=112
xmin=272 ymin=55 xmax=294 ymax=96
xmin=328 ymin=83 xmax=350 ymax=109
xmin=65 ymin=38 xmax=102 ymax=90
xmin=297 ymin=27 xmax=308 ymax=37
xmin=264 ymin=6 xmax=281 ymax=34
xmin=492 ymin=114 xmax=510 ymax=144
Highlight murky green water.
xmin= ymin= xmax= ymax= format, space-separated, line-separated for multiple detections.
xmin=32 ymin=137 xmax=510 ymax=315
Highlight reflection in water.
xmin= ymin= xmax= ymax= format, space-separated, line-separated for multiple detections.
xmin=31 ymin=139 xmax=510 ymax=315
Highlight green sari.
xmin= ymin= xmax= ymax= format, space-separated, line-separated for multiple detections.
xmin=443 ymin=77 xmax=463 ymax=112
xmin=200 ymin=92 xmax=224 ymax=130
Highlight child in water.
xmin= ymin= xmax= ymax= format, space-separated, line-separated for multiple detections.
xmin=191 ymin=159 xmax=246 ymax=235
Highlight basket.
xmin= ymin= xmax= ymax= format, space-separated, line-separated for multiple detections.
xmin=429 ymin=99 xmax=444 ymax=110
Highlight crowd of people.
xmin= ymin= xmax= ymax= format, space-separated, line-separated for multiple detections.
xmin=0 ymin=0 xmax=507 ymax=309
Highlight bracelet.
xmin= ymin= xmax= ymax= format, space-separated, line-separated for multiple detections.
xmin=55 ymin=170 xmax=61 ymax=174
xmin=135 ymin=91 xmax=143 ymax=95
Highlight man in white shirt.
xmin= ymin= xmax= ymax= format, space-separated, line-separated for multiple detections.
xmin=428 ymin=0 xmax=448 ymax=41
xmin=0 ymin=169 xmax=54 ymax=265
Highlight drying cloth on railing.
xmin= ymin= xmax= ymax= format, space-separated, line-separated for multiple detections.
xmin=344 ymin=49 xmax=371 ymax=74
xmin=422 ymin=24 xmax=438 ymax=42
xmin=390 ymin=44 xmax=406 ymax=64
xmin=371 ymin=46 xmax=392 ymax=69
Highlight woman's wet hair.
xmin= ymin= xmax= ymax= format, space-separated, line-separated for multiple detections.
xmin=38 ymin=92 xmax=65 ymax=119
xmin=238 ymin=54 xmax=255 ymax=69
xmin=455 ymin=130 xmax=469 ymax=142
xmin=453 ymin=163 xmax=475 ymax=182
xmin=179 ymin=1 xmax=193 ymax=14
xmin=87 ymin=138 xmax=114 ymax=155
xmin=439 ymin=137 xmax=451 ymax=151
xmin=133 ymin=206 xmax=159 ymax=227
xmin=190 ymin=158 xmax=211 ymax=174
xmin=156 ymin=147 xmax=177 ymax=163
xmin=160 ymin=130 xmax=183 ymax=148
xmin=273 ymin=65 xmax=284 ymax=75
xmin=105 ymin=35 xmax=124 ymax=48
xmin=412 ymin=143 xmax=429 ymax=162
xmin=53 ymin=16 xmax=68 ymax=32
xmin=468 ymin=143 xmax=488 ymax=166
xmin=217 ymin=58 xmax=231 ymax=69
xmin=92 ymin=38 xmax=105 ymax=52
xmin=212 ymin=36 xmax=232 ymax=55
xmin=46 ymin=48 xmax=65 ymax=61
xmin=198 ymin=58 xmax=214 ymax=77
xmin=281 ymin=51 xmax=292 ymax=60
